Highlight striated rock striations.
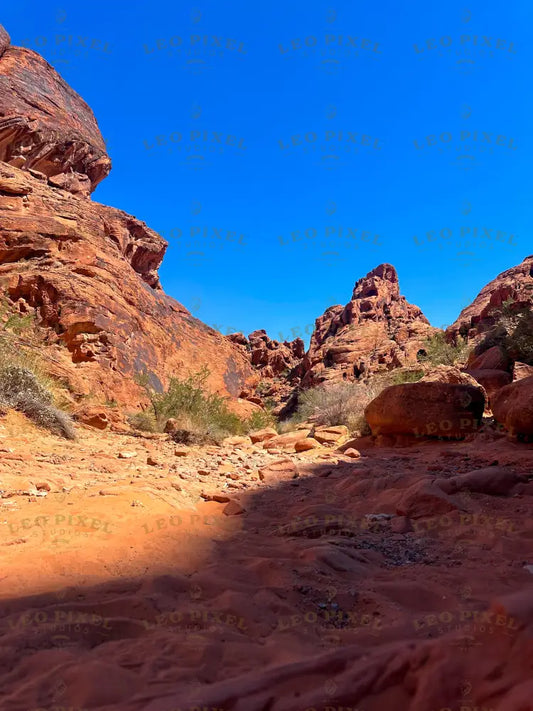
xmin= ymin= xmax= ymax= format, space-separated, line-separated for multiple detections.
xmin=0 ymin=27 xmax=110 ymax=195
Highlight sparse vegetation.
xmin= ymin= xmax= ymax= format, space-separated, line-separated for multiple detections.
xmin=481 ymin=298 xmax=533 ymax=365
xmin=130 ymin=366 xmax=276 ymax=443
xmin=286 ymin=367 xmax=426 ymax=436
xmin=417 ymin=332 xmax=470 ymax=367
xmin=287 ymin=377 xmax=389 ymax=435
xmin=0 ymin=363 xmax=75 ymax=439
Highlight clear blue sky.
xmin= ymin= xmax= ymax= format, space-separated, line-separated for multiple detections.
xmin=3 ymin=0 xmax=531 ymax=344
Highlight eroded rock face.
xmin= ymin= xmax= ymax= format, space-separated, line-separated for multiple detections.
xmin=448 ymin=254 xmax=533 ymax=342
xmin=0 ymin=161 xmax=254 ymax=406
xmin=0 ymin=27 xmax=110 ymax=195
xmin=302 ymin=263 xmax=438 ymax=387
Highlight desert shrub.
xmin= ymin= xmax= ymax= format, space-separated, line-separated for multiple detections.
xmin=288 ymin=377 xmax=390 ymax=434
xmin=506 ymin=310 xmax=533 ymax=364
xmin=477 ymin=299 xmax=533 ymax=365
xmin=133 ymin=366 xmax=271 ymax=443
xmin=128 ymin=410 xmax=157 ymax=433
xmin=0 ymin=364 xmax=75 ymax=439
xmin=243 ymin=408 xmax=277 ymax=432
xmin=417 ymin=332 xmax=470 ymax=367
xmin=389 ymin=369 xmax=425 ymax=384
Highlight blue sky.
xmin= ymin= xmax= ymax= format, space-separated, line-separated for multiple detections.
xmin=3 ymin=0 xmax=531 ymax=344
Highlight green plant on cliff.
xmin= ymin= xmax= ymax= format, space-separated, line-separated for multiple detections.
xmin=130 ymin=366 xmax=273 ymax=442
xmin=417 ymin=332 xmax=469 ymax=367
xmin=478 ymin=298 xmax=533 ymax=365
xmin=0 ymin=336 xmax=75 ymax=439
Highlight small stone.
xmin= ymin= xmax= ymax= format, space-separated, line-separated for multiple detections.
xmin=174 ymin=447 xmax=190 ymax=457
xmin=118 ymin=451 xmax=137 ymax=459
xmin=147 ymin=456 xmax=160 ymax=466
xmin=344 ymin=448 xmax=361 ymax=459
xmin=223 ymin=500 xmax=245 ymax=516
xmin=35 ymin=481 xmax=51 ymax=491
xmin=201 ymin=492 xmax=231 ymax=503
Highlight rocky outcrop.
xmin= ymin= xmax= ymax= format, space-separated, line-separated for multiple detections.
xmin=0 ymin=162 xmax=255 ymax=406
xmin=447 ymin=256 xmax=533 ymax=403
xmin=448 ymin=254 xmax=533 ymax=342
xmin=302 ymin=264 xmax=438 ymax=387
xmin=0 ymin=30 xmax=255 ymax=408
xmin=0 ymin=26 xmax=110 ymax=195
xmin=364 ymin=381 xmax=485 ymax=439
xmin=228 ymin=329 xmax=305 ymax=413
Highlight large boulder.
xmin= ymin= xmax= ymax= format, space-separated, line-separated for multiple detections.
xmin=467 ymin=345 xmax=511 ymax=372
xmin=492 ymin=375 xmax=533 ymax=437
xmin=364 ymin=382 xmax=485 ymax=439
xmin=465 ymin=368 xmax=512 ymax=404
xmin=421 ymin=365 xmax=481 ymax=387
xmin=0 ymin=26 xmax=110 ymax=194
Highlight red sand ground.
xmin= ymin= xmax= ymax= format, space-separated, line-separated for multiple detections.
xmin=0 ymin=412 xmax=532 ymax=711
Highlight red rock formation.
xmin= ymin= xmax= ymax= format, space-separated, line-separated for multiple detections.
xmin=228 ymin=329 xmax=305 ymax=412
xmin=0 ymin=29 xmax=254 ymax=407
xmin=448 ymin=254 xmax=533 ymax=342
xmin=0 ymin=27 xmax=110 ymax=196
xmin=302 ymin=263 xmax=437 ymax=386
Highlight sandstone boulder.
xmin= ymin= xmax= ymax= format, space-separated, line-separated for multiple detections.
xmin=437 ymin=467 xmax=524 ymax=497
xmin=249 ymin=427 xmax=278 ymax=443
xmin=313 ymin=424 xmax=349 ymax=446
xmin=465 ymin=368 xmax=512 ymax=403
xmin=467 ymin=345 xmax=511 ymax=372
xmin=262 ymin=430 xmax=311 ymax=451
xmin=492 ymin=375 xmax=533 ymax=437
xmin=294 ymin=437 xmax=322 ymax=452
xmin=364 ymin=382 xmax=485 ymax=439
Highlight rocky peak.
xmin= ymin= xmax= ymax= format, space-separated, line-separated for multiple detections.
xmin=0 ymin=24 xmax=111 ymax=196
xmin=302 ymin=263 xmax=436 ymax=386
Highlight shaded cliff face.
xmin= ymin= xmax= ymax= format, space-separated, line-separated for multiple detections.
xmin=447 ymin=255 xmax=533 ymax=342
xmin=302 ymin=263 xmax=437 ymax=386
xmin=0 ymin=27 xmax=110 ymax=196
xmin=0 ymin=27 xmax=255 ymax=406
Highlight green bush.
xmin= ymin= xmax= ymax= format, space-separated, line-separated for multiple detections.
xmin=132 ymin=366 xmax=275 ymax=443
xmin=417 ymin=332 xmax=470 ymax=367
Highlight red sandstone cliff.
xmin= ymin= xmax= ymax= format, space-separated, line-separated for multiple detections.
xmin=0 ymin=26 xmax=255 ymax=408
